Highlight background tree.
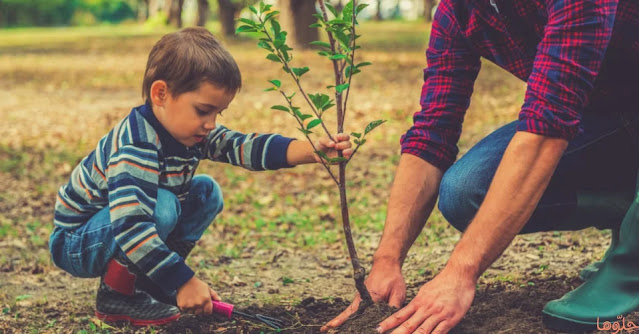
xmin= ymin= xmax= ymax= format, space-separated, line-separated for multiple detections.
xmin=424 ymin=0 xmax=437 ymax=22
xmin=195 ymin=0 xmax=210 ymax=26
xmin=278 ymin=0 xmax=318 ymax=49
xmin=374 ymin=0 xmax=382 ymax=20
xmin=167 ymin=0 xmax=184 ymax=27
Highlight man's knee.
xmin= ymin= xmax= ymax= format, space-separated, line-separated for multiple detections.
xmin=438 ymin=165 xmax=485 ymax=233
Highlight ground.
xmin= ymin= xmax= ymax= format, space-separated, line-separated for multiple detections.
xmin=0 ymin=20 xmax=634 ymax=334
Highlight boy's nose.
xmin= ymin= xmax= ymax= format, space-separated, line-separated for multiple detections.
xmin=204 ymin=120 xmax=216 ymax=130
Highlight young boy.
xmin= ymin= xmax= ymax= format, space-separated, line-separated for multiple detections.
xmin=49 ymin=27 xmax=352 ymax=326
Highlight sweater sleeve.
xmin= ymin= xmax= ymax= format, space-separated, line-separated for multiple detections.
xmin=107 ymin=143 xmax=194 ymax=294
xmin=202 ymin=125 xmax=294 ymax=170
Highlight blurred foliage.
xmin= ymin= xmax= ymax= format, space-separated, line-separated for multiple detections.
xmin=0 ymin=0 xmax=136 ymax=27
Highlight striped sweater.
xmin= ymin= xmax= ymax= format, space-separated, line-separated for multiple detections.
xmin=54 ymin=102 xmax=293 ymax=293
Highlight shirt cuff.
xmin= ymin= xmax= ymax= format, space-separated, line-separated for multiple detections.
xmin=152 ymin=258 xmax=195 ymax=295
xmin=516 ymin=113 xmax=581 ymax=141
xmin=400 ymin=147 xmax=452 ymax=172
xmin=265 ymin=135 xmax=295 ymax=170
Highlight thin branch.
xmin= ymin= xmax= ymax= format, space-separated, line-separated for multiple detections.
xmin=280 ymin=91 xmax=339 ymax=186
xmin=258 ymin=15 xmax=335 ymax=142
xmin=318 ymin=0 xmax=345 ymax=133
xmin=342 ymin=0 xmax=358 ymax=120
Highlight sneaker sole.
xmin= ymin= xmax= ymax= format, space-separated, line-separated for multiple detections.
xmin=95 ymin=311 xmax=180 ymax=326
xmin=542 ymin=310 xmax=600 ymax=333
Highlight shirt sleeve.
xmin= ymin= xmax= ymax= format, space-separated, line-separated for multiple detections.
xmin=202 ymin=125 xmax=294 ymax=170
xmin=517 ymin=0 xmax=619 ymax=140
xmin=400 ymin=0 xmax=482 ymax=172
xmin=107 ymin=143 xmax=194 ymax=294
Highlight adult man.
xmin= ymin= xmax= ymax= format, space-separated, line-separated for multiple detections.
xmin=322 ymin=0 xmax=639 ymax=332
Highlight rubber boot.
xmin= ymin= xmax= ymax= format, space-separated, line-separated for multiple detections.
xmin=96 ymin=256 xmax=180 ymax=326
xmin=579 ymin=228 xmax=619 ymax=281
xmin=134 ymin=237 xmax=196 ymax=305
xmin=570 ymin=191 xmax=629 ymax=281
xmin=542 ymin=190 xmax=639 ymax=332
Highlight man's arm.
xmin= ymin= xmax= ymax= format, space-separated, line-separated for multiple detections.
xmin=373 ymin=154 xmax=443 ymax=267
xmin=446 ymin=132 xmax=568 ymax=280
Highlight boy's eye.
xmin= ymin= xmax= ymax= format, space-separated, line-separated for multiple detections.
xmin=196 ymin=108 xmax=211 ymax=116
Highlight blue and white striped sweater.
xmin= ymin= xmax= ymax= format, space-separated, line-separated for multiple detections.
xmin=54 ymin=102 xmax=293 ymax=293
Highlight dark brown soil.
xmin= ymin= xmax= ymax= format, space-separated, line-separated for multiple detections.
xmin=159 ymin=276 xmax=639 ymax=334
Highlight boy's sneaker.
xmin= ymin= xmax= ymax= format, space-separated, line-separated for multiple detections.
xmin=95 ymin=257 xmax=180 ymax=326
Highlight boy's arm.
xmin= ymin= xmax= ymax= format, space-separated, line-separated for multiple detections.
xmin=107 ymin=143 xmax=194 ymax=294
xmin=202 ymin=125 xmax=294 ymax=170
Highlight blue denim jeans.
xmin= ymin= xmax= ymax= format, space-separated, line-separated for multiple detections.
xmin=439 ymin=111 xmax=639 ymax=234
xmin=49 ymin=175 xmax=223 ymax=278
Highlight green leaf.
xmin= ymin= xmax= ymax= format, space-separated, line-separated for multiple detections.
xmin=310 ymin=41 xmax=331 ymax=49
xmin=316 ymin=150 xmax=330 ymax=162
xmin=307 ymin=119 xmax=323 ymax=130
xmin=350 ymin=132 xmax=361 ymax=139
xmin=268 ymin=79 xmax=281 ymax=88
xmin=309 ymin=23 xmax=322 ymax=28
xmin=299 ymin=114 xmax=313 ymax=121
xmin=365 ymin=120 xmax=386 ymax=134
xmin=254 ymin=281 xmax=263 ymax=288
xmin=257 ymin=40 xmax=273 ymax=52
xmin=328 ymin=19 xmax=348 ymax=25
xmin=336 ymin=83 xmax=350 ymax=93
xmin=343 ymin=1 xmax=354 ymax=22
xmin=357 ymin=61 xmax=372 ymax=68
xmin=236 ymin=25 xmax=257 ymax=33
xmin=325 ymin=3 xmax=339 ymax=18
xmin=287 ymin=92 xmax=296 ymax=100
xmin=318 ymin=51 xmax=330 ymax=57
xmin=238 ymin=18 xmax=257 ymax=26
xmin=264 ymin=11 xmax=280 ymax=22
xmin=298 ymin=128 xmax=312 ymax=135
xmin=330 ymin=54 xmax=347 ymax=60
xmin=266 ymin=54 xmax=281 ymax=63
xmin=354 ymin=138 xmax=366 ymax=145
xmin=335 ymin=31 xmax=351 ymax=48
xmin=273 ymin=38 xmax=285 ymax=49
xmin=271 ymin=20 xmax=281 ymax=36
xmin=331 ymin=157 xmax=348 ymax=163
xmin=263 ymin=87 xmax=277 ymax=92
xmin=356 ymin=3 xmax=370 ymax=14
xmin=293 ymin=108 xmax=303 ymax=118
xmin=249 ymin=5 xmax=258 ymax=15
xmin=271 ymin=105 xmax=289 ymax=112
xmin=292 ymin=67 xmax=309 ymax=77
xmin=15 ymin=295 xmax=31 ymax=302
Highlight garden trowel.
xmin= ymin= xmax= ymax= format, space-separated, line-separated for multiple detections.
xmin=212 ymin=300 xmax=285 ymax=329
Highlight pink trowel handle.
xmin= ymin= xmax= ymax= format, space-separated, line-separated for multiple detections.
xmin=212 ymin=300 xmax=234 ymax=319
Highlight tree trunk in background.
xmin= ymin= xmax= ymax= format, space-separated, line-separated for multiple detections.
xmin=217 ymin=0 xmax=239 ymax=36
xmin=278 ymin=0 xmax=318 ymax=49
xmin=375 ymin=0 xmax=383 ymax=20
xmin=195 ymin=0 xmax=210 ymax=26
xmin=148 ymin=0 xmax=160 ymax=17
xmin=424 ymin=0 xmax=436 ymax=22
xmin=138 ymin=0 xmax=149 ymax=22
xmin=168 ymin=0 xmax=184 ymax=27
xmin=333 ymin=0 xmax=343 ymax=13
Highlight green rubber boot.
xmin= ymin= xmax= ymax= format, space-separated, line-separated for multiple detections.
xmin=543 ymin=191 xmax=639 ymax=332
xmin=569 ymin=191 xmax=629 ymax=281
xmin=578 ymin=228 xmax=619 ymax=281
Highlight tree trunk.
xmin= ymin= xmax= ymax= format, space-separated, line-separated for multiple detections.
xmin=167 ymin=0 xmax=184 ymax=27
xmin=424 ymin=0 xmax=436 ymax=22
xmin=138 ymin=0 xmax=149 ymax=22
xmin=375 ymin=0 xmax=382 ymax=20
xmin=148 ymin=0 xmax=160 ymax=17
xmin=278 ymin=0 xmax=319 ymax=49
xmin=217 ymin=0 xmax=238 ymax=37
xmin=195 ymin=0 xmax=210 ymax=26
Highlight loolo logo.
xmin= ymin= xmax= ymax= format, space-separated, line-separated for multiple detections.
xmin=597 ymin=315 xmax=639 ymax=333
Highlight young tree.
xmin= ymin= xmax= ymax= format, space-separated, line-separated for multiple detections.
xmin=277 ymin=0 xmax=318 ymax=49
xmin=237 ymin=0 xmax=383 ymax=308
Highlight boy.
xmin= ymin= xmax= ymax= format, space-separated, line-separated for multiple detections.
xmin=49 ymin=27 xmax=352 ymax=326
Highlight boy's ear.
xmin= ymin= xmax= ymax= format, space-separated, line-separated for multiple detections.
xmin=150 ymin=80 xmax=169 ymax=107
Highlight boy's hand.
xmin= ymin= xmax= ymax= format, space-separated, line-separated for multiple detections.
xmin=314 ymin=133 xmax=353 ymax=164
xmin=176 ymin=276 xmax=221 ymax=315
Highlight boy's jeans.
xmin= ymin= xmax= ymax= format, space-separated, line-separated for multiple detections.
xmin=49 ymin=175 xmax=223 ymax=278
xmin=438 ymin=111 xmax=639 ymax=233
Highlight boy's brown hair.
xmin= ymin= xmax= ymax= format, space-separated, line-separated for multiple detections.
xmin=142 ymin=27 xmax=241 ymax=101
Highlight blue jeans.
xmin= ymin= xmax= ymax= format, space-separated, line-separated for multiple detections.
xmin=49 ymin=175 xmax=223 ymax=278
xmin=439 ymin=111 xmax=639 ymax=233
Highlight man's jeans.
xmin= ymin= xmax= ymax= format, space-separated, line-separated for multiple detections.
xmin=49 ymin=175 xmax=223 ymax=278
xmin=438 ymin=111 xmax=639 ymax=233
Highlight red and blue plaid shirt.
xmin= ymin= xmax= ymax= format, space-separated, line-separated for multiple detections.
xmin=401 ymin=0 xmax=639 ymax=171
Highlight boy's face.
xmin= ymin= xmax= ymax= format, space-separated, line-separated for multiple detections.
xmin=154 ymin=81 xmax=235 ymax=147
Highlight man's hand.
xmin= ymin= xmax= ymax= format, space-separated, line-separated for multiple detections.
xmin=376 ymin=267 xmax=475 ymax=334
xmin=321 ymin=260 xmax=407 ymax=331
xmin=314 ymin=133 xmax=353 ymax=164
xmin=176 ymin=276 xmax=221 ymax=315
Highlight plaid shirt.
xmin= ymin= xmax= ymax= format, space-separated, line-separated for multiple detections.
xmin=401 ymin=0 xmax=639 ymax=171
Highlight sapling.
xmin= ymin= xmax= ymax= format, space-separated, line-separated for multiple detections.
xmin=236 ymin=0 xmax=384 ymax=309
